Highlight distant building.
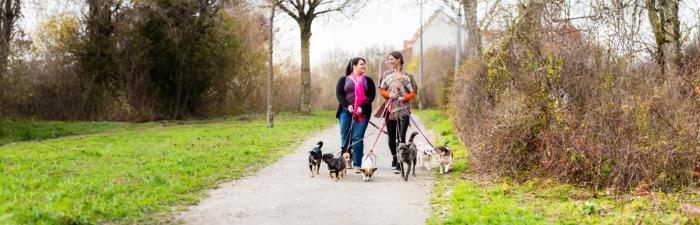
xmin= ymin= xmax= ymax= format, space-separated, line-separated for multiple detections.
xmin=402 ymin=10 xmax=458 ymax=62
xmin=402 ymin=10 xmax=500 ymax=62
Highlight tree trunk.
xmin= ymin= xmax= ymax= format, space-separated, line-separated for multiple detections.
xmin=646 ymin=0 xmax=680 ymax=79
xmin=454 ymin=2 xmax=463 ymax=80
xmin=462 ymin=0 xmax=481 ymax=60
xmin=267 ymin=4 xmax=275 ymax=127
xmin=299 ymin=23 xmax=312 ymax=114
xmin=516 ymin=0 xmax=544 ymax=52
xmin=0 ymin=0 xmax=20 ymax=75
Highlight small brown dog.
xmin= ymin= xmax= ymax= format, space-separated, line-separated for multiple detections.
xmin=342 ymin=152 xmax=351 ymax=171
xmin=361 ymin=152 xmax=378 ymax=181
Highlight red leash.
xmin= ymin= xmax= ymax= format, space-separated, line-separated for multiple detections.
xmin=368 ymin=100 xmax=393 ymax=153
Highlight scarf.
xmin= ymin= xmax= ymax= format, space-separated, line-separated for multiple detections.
xmin=351 ymin=72 xmax=367 ymax=122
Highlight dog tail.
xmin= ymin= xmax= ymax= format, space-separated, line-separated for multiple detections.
xmin=409 ymin=131 xmax=419 ymax=143
xmin=317 ymin=141 xmax=323 ymax=148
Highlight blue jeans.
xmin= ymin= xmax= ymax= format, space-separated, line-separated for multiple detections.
xmin=339 ymin=110 xmax=369 ymax=167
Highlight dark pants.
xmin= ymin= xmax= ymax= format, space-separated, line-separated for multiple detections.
xmin=386 ymin=115 xmax=410 ymax=169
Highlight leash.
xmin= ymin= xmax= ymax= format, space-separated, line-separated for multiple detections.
xmin=368 ymin=120 xmax=388 ymax=134
xmin=409 ymin=115 xmax=434 ymax=148
xmin=368 ymin=100 xmax=393 ymax=153
xmin=335 ymin=115 xmax=355 ymax=157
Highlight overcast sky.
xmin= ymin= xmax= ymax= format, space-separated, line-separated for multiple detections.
xmin=19 ymin=0 xmax=700 ymax=67
xmin=271 ymin=0 xmax=443 ymax=66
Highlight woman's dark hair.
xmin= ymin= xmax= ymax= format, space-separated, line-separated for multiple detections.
xmin=389 ymin=51 xmax=404 ymax=67
xmin=345 ymin=57 xmax=366 ymax=76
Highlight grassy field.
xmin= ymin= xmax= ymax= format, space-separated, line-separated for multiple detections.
xmin=0 ymin=119 xmax=149 ymax=146
xmin=414 ymin=110 xmax=699 ymax=225
xmin=0 ymin=112 xmax=335 ymax=225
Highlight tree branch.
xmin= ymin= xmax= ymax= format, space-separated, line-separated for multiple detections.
xmin=276 ymin=1 xmax=299 ymax=21
xmin=313 ymin=0 xmax=352 ymax=16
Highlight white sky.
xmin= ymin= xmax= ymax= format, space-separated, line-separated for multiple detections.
xmin=20 ymin=0 xmax=443 ymax=67
xmin=19 ymin=0 xmax=700 ymax=67
xmin=272 ymin=0 xmax=442 ymax=66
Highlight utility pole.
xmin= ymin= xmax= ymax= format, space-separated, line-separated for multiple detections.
xmin=419 ymin=0 xmax=424 ymax=109
xmin=267 ymin=2 xmax=275 ymax=128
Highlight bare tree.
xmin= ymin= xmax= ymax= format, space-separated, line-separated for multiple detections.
xmin=515 ymin=0 xmax=545 ymax=52
xmin=462 ymin=0 xmax=482 ymax=60
xmin=0 ymin=0 xmax=20 ymax=75
xmin=646 ymin=0 xmax=681 ymax=78
xmin=275 ymin=0 xmax=365 ymax=114
xmin=268 ymin=1 xmax=276 ymax=128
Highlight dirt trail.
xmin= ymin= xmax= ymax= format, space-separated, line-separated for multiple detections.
xmin=176 ymin=116 xmax=435 ymax=225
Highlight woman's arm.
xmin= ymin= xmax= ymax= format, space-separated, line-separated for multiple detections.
xmin=402 ymin=91 xmax=416 ymax=101
xmin=367 ymin=77 xmax=376 ymax=103
xmin=336 ymin=76 xmax=349 ymax=106
xmin=380 ymin=88 xmax=390 ymax=99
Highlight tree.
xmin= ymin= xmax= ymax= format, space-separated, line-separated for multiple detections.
xmin=646 ymin=0 xmax=681 ymax=78
xmin=515 ymin=0 xmax=544 ymax=52
xmin=0 ymin=0 xmax=21 ymax=75
xmin=275 ymin=0 xmax=364 ymax=114
xmin=268 ymin=2 xmax=275 ymax=127
xmin=462 ymin=0 xmax=481 ymax=60
xmin=76 ymin=0 xmax=123 ymax=119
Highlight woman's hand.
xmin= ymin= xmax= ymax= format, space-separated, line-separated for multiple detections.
xmin=357 ymin=107 xmax=362 ymax=114
xmin=347 ymin=105 xmax=353 ymax=112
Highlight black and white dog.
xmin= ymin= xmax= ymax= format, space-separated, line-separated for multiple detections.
xmin=322 ymin=153 xmax=346 ymax=181
xmin=308 ymin=141 xmax=323 ymax=177
xmin=436 ymin=145 xmax=453 ymax=174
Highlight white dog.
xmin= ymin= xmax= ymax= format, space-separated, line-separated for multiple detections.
xmin=415 ymin=142 xmax=436 ymax=170
xmin=361 ymin=152 xmax=378 ymax=181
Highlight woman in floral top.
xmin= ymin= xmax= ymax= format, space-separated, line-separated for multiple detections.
xmin=378 ymin=51 xmax=417 ymax=173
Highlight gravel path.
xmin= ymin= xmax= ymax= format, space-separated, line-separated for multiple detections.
xmin=176 ymin=116 xmax=436 ymax=225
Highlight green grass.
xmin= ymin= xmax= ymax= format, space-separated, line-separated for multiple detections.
xmin=0 ymin=111 xmax=335 ymax=225
xmin=414 ymin=109 xmax=699 ymax=225
xmin=0 ymin=119 xmax=148 ymax=146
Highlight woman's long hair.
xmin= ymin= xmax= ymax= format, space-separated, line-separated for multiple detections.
xmin=345 ymin=57 xmax=366 ymax=76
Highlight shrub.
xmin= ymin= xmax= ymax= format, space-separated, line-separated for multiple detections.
xmin=452 ymin=25 xmax=700 ymax=190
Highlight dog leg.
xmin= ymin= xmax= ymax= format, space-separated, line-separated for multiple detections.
xmin=417 ymin=155 xmax=423 ymax=170
xmin=406 ymin=166 xmax=410 ymax=181
xmin=412 ymin=158 xmax=417 ymax=177
xmin=402 ymin=163 xmax=408 ymax=181
xmin=412 ymin=162 xmax=416 ymax=177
